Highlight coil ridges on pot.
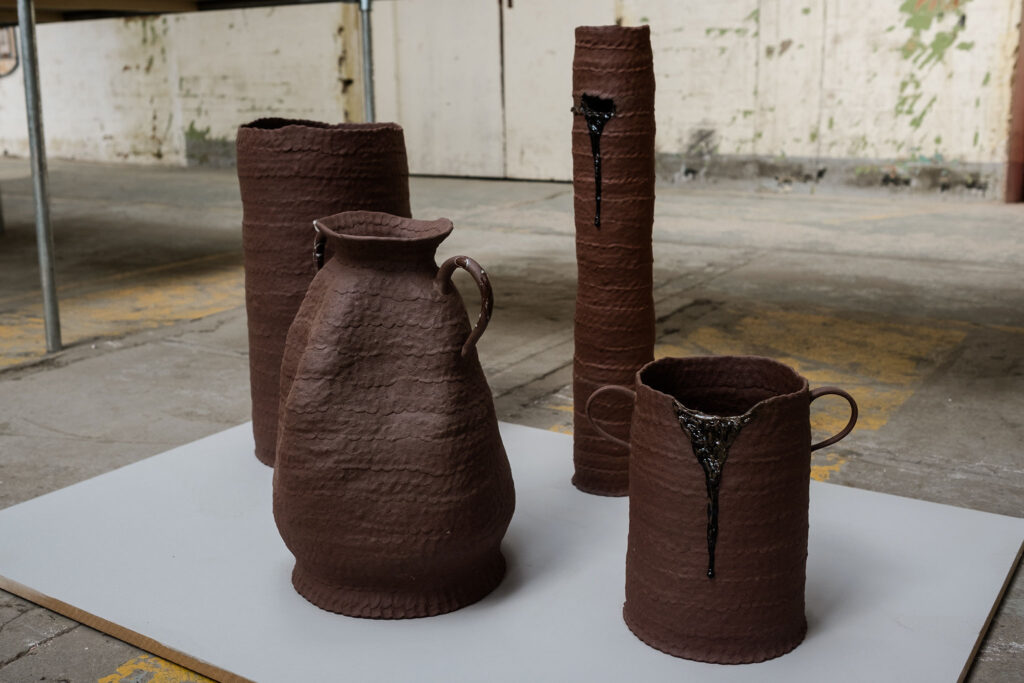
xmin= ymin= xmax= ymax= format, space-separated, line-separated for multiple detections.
xmin=291 ymin=549 xmax=507 ymax=619
xmin=236 ymin=118 xmax=412 ymax=467
xmin=570 ymin=24 xmax=656 ymax=497
xmin=623 ymin=608 xmax=807 ymax=665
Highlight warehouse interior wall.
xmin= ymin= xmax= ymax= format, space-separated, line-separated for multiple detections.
xmin=0 ymin=0 xmax=1021 ymax=196
xmin=0 ymin=3 xmax=362 ymax=166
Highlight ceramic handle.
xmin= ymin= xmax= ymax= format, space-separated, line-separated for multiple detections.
xmin=809 ymin=387 xmax=859 ymax=451
xmin=436 ymin=255 xmax=493 ymax=358
xmin=585 ymin=385 xmax=637 ymax=450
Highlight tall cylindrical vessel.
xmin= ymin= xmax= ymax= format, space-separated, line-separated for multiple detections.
xmin=236 ymin=119 xmax=411 ymax=466
xmin=571 ymin=26 xmax=656 ymax=496
xmin=606 ymin=356 xmax=857 ymax=663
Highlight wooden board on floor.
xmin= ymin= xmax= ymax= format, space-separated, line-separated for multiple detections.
xmin=0 ymin=423 xmax=1020 ymax=682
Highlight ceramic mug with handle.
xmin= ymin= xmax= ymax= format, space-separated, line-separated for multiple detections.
xmin=587 ymin=355 xmax=857 ymax=664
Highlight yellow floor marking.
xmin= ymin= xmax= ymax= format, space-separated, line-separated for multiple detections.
xmin=549 ymin=424 xmax=573 ymax=435
xmin=98 ymin=654 xmax=212 ymax=683
xmin=0 ymin=251 xmax=239 ymax=307
xmin=547 ymin=403 xmax=575 ymax=413
xmin=0 ymin=261 xmax=243 ymax=368
xmin=654 ymin=307 xmax=968 ymax=480
xmin=656 ymin=309 xmax=966 ymax=434
xmin=810 ymin=453 xmax=848 ymax=482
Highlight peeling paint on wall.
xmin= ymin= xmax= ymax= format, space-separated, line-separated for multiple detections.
xmin=0 ymin=4 xmax=354 ymax=165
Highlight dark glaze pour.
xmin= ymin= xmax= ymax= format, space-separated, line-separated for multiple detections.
xmin=674 ymin=402 xmax=753 ymax=579
xmin=573 ymin=94 xmax=615 ymax=227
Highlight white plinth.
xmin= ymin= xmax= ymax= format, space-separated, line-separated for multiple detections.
xmin=0 ymin=423 xmax=1020 ymax=682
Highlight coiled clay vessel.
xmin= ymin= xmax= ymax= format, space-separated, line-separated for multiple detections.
xmin=571 ymin=26 xmax=656 ymax=496
xmin=236 ymin=119 xmax=411 ymax=466
xmin=588 ymin=356 xmax=858 ymax=663
xmin=273 ymin=211 xmax=515 ymax=619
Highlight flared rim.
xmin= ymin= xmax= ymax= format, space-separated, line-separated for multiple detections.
xmin=238 ymin=118 xmax=403 ymax=134
xmin=314 ymin=210 xmax=452 ymax=246
xmin=636 ymin=355 xmax=809 ymax=418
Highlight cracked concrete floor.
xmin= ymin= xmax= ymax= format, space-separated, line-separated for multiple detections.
xmin=0 ymin=158 xmax=1021 ymax=681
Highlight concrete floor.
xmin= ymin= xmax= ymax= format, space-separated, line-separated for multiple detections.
xmin=0 ymin=158 xmax=1021 ymax=681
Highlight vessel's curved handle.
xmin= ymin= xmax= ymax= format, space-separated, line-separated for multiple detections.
xmin=584 ymin=385 xmax=637 ymax=450
xmin=436 ymin=255 xmax=493 ymax=358
xmin=809 ymin=387 xmax=859 ymax=451
xmin=313 ymin=220 xmax=327 ymax=270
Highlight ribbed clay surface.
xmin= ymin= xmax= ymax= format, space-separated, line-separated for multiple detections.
xmin=273 ymin=211 xmax=515 ymax=618
xmin=571 ymin=26 xmax=656 ymax=496
xmin=623 ymin=356 xmax=811 ymax=663
xmin=236 ymin=119 xmax=411 ymax=466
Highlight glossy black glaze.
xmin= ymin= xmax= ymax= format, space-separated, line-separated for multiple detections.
xmin=674 ymin=402 xmax=754 ymax=579
xmin=573 ymin=94 xmax=615 ymax=227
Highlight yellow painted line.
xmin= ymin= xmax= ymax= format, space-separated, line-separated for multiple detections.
xmin=549 ymin=424 xmax=573 ymax=435
xmin=0 ymin=251 xmax=239 ymax=307
xmin=98 ymin=654 xmax=213 ymax=683
xmin=656 ymin=309 xmax=967 ymax=434
xmin=547 ymin=403 xmax=575 ymax=413
xmin=810 ymin=453 xmax=848 ymax=482
xmin=655 ymin=307 xmax=968 ymax=480
xmin=0 ymin=260 xmax=243 ymax=368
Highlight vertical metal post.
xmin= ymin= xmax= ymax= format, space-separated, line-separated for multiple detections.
xmin=360 ymin=0 xmax=375 ymax=123
xmin=17 ymin=0 xmax=61 ymax=352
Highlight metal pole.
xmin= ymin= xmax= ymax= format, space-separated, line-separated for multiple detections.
xmin=360 ymin=0 xmax=375 ymax=123
xmin=17 ymin=0 xmax=61 ymax=352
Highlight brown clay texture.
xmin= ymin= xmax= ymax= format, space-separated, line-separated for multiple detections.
xmin=236 ymin=119 xmax=411 ymax=466
xmin=623 ymin=356 xmax=822 ymax=664
xmin=571 ymin=26 xmax=656 ymax=496
xmin=273 ymin=211 xmax=516 ymax=619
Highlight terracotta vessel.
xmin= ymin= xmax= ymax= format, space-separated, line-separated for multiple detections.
xmin=588 ymin=356 xmax=857 ymax=663
xmin=236 ymin=118 xmax=411 ymax=466
xmin=273 ymin=211 xmax=515 ymax=619
xmin=571 ymin=25 xmax=656 ymax=496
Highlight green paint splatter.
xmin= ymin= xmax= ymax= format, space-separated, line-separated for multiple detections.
xmin=973 ymin=131 xmax=979 ymax=146
xmin=827 ymin=116 xmax=834 ymax=130
xmin=895 ymin=2 xmax=971 ymax=129
xmin=909 ymin=96 xmax=937 ymax=128
xmin=982 ymin=72 xmax=991 ymax=86
xmin=741 ymin=109 xmax=754 ymax=118
xmin=899 ymin=72 xmax=921 ymax=93
xmin=934 ymin=135 xmax=942 ymax=145
xmin=810 ymin=128 xmax=819 ymax=143
xmin=185 ymin=121 xmax=212 ymax=142
xmin=898 ymin=0 xmax=972 ymax=65
xmin=802 ymin=7 xmax=811 ymax=15
xmin=745 ymin=9 xmax=760 ymax=22
xmin=918 ymin=31 xmax=957 ymax=68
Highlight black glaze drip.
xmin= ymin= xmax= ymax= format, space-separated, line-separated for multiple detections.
xmin=573 ymin=94 xmax=615 ymax=227
xmin=674 ymin=402 xmax=753 ymax=579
